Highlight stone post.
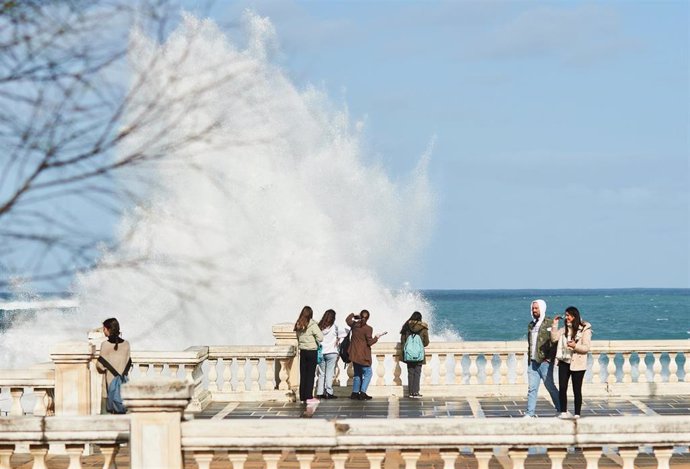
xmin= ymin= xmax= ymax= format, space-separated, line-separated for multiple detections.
xmin=50 ymin=342 xmax=94 ymax=416
xmin=88 ymin=328 xmax=107 ymax=415
xmin=121 ymin=378 xmax=192 ymax=469
xmin=273 ymin=322 xmax=299 ymax=391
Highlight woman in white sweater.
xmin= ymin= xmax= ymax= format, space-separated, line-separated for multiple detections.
xmin=316 ymin=309 xmax=347 ymax=399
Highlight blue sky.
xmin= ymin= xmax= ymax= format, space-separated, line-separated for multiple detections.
xmin=199 ymin=1 xmax=689 ymax=289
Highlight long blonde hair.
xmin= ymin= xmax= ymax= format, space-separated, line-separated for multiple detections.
xmin=294 ymin=306 xmax=314 ymax=332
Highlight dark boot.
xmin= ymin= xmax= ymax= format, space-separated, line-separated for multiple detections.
xmin=358 ymin=392 xmax=373 ymax=400
xmin=349 ymin=392 xmax=359 ymax=400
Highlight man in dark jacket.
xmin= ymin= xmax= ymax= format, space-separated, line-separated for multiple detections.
xmin=525 ymin=299 xmax=560 ymax=418
xmin=346 ymin=310 xmax=386 ymax=400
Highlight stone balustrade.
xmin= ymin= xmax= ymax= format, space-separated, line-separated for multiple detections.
xmin=0 ymin=415 xmax=128 ymax=468
xmin=330 ymin=340 xmax=689 ymax=397
xmin=0 ymin=365 xmax=54 ymax=416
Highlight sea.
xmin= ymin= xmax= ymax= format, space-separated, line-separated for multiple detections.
xmin=1 ymin=288 xmax=688 ymax=342
xmin=423 ymin=288 xmax=689 ymax=341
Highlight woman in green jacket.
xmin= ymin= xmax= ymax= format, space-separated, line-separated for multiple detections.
xmin=294 ymin=306 xmax=323 ymax=404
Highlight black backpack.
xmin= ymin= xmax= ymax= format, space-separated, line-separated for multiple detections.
xmin=339 ymin=329 xmax=352 ymax=363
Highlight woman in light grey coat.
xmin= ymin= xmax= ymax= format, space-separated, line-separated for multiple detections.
xmin=294 ymin=306 xmax=323 ymax=404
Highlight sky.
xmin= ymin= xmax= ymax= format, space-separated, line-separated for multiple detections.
xmin=194 ymin=0 xmax=689 ymax=290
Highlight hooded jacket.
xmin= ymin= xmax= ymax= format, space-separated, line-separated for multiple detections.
xmin=527 ymin=299 xmax=556 ymax=362
xmin=400 ymin=320 xmax=430 ymax=364
xmin=551 ymin=321 xmax=593 ymax=371
xmin=296 ymin=319 xmax=323 ymax=351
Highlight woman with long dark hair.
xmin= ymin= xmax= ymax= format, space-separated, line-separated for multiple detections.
xmin=294 ymin=306 xmax=323 ymax=404
xmin=400 ymin=311 xmax=429 ymax=398
xmin=551 ymin=306 xmax=592 ymax=419
xmin=96 ymin=317 xmax=131 ymax=413
xmin=316 ymin=309 xmax=345 ymax=399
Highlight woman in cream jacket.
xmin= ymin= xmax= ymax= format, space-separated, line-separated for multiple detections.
xmin=551 ymin=306 xmax=592 ymax=419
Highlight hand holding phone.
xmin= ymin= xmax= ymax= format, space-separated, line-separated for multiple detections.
xmin=377 ymin=331 xmax=388 ymax=338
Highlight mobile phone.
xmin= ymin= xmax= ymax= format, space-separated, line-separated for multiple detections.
xmin=379 ymin=331 xmax=388 ymax=336
xmin=554 ymin=316 xmax=562 ymax=320
xmin=353 ymin=316 xmax=360 ymax=320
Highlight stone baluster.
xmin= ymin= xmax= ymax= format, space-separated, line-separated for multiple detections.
xmin=278 ymin=358 xmax=290 ymax=390
xmin=207 ymin=359 xmax=218 ymax=392
xmin=622 ymin=353 xmax=633 ymax=383
xmin=236 ymin=359 xmax=247 ymax=392
xmin=654 ymin=446 xmax=674 ymax=469
xmin=439 ymin=449 xmax=458 ymax=469
xmin=262 ymin=451 xmax=283 ymax=469
xmin=140 ymin=364 xmax=150 ymax=377
xmin=228 ymin=451 xmax=248 ymax=469
xmin=347 ymin=363 xmax=355 ymax=385
xmin=249 ymin=359 xmax=260 ymax=390
xmin=122 ymin=378 xmax=192 ymax=469
xmin=222 ymin=360 xmax=233 ymax=392
xmin=152 ymin=363 xmax=164 ymax=376
xmin=618 ymin=447 xmax=638 ymax=469
xmin=669 ymin=353 xmax=679 ymax=383
xmin=367 ymin=450 xmax=386 ymax=469
xmin=438 ymin=354 xmax=448 ymax=385
xmin=29 ymin=444 xmax=49 ymax=469
xmin=100 ymin=444 xmax=119 ymax=469
xmin=499 ymin=354 xmax=509 ymax=384
xmin=376 ymin=354 xmax=386 ymax=386
xmin=485 ymin=354 xmax=494 ymax=385
xmin=193 ymin=451 xmax=215 ymax=469
xmin=583 ymin=448 xmax=601 ymax=469
xmin=424 ymin=356 xmax=433 ymax=385
xmin=516 ymin=353 xmax=526 ymax=384
xmin=508 ymin=449 xmax=528 ymax=469
xmin=547 ymin=449 xmax=566 ymax=469
xmin=652 ymin=353 xmax=663 ymax=383
xmin=296 ymin=452 xmax=315 ymax=469
xmin=0 ymin=445 xmax=13 ymax=469
xmin=33 ymin=388 xmax=49 ymax=416
xmin=264 ymin=358 xmax=276 ymax=390
xmin=50 ymin=342 xmax=94 ymax=416
xmin=170 ymin=364 xmax=181 ymax=379
xmin=468 ymin=354 xmax=479 ymax=384
xmin=330 ymin=450 xmax=349 ymax=469
xmin=591 ymin=354 xmax=602 ymax=383
xmin=400 ymin=450 xmax=420 ymax=469
xmin=393 ymin=359 xmax=403 ymax=386
xmin=454 ymin=354 xmax=464 ymax=384
xmin=334 ymin=362 xmax=342 ymax=387
xmin=65 ymin=444 xmax=84 ymax=469
xmin=9 ymin=388 xmax=23 ymax=416
xmin=606 ymin=354 xmax=617 ymax=386
xmin=474 ymin=449 xmax=493 ymax=469
xmin=638 ymin=353 xmax=648 ymax=383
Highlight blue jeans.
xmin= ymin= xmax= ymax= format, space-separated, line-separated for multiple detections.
xmin=352 ymin=363 xmax=373 ymax=393
xmin=526 ymin=359 xmax=560 ymax=416
xmin=316 ymin=353 xmax=338 ymax=395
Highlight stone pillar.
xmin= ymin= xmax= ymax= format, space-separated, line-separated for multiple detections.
xmin=50 ymin=342 xmax=94 ymax=416
xmin=88 ymin=328 xmax=107 ymax=415
xmin=121 ymin=378 xmax=192 ymax=469
xmin=273 ymin=322 xmax=299 ymax=390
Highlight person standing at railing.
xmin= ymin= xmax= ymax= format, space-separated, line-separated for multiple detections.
xmin=316 ymin=309 xmax=347 ymax=399
xmin=552 ymin=306 xmax=592 ymax=419
xmin=96 ymin=317 xmax=131 ymax=414
xmin=400 ymin=311 xmax=430 ymax=398
xmin=294 ymin=306 xmax=323 ymax=405
xmin=524 ymin=299 xmax=560 ymax=418
xmin=346 ymin=310 xmax=387 ymax=400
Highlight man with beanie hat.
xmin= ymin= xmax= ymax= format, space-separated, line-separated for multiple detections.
xmin=524 ymin=299 xmax=560 ymax=417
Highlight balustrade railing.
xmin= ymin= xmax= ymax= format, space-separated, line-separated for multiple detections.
xmin=335 ymin=340 xmax=689 ymax=397
xmin=0 ymin=364 xmax=55 ymax=416
xmin=181 ymin=416 xmax=690 ymax=469
xmin=0 ymin=415 xmax=128 ymax=468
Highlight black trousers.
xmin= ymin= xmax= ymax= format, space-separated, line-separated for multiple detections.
xmin=407 ymin=363 xmax=422 ymax=395
xmin=558 ymin=361 xmax=586 ymax=415
xmin=299 ymin=349 xmax=318 ymax=402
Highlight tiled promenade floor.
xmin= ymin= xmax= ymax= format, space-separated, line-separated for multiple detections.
xmin=7 ymin=396 xmax=690 ymax=468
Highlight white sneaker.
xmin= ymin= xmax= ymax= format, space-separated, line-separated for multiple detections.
xmin=573 ymin=414 xmax=580 ymax=419
xmin=306 ymin=398 xmax=320 ymax=405
xmin=558 ymin=412 xmax=572 ymax=419
xmin=522 ymin=414 xmax=535 ymax=419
